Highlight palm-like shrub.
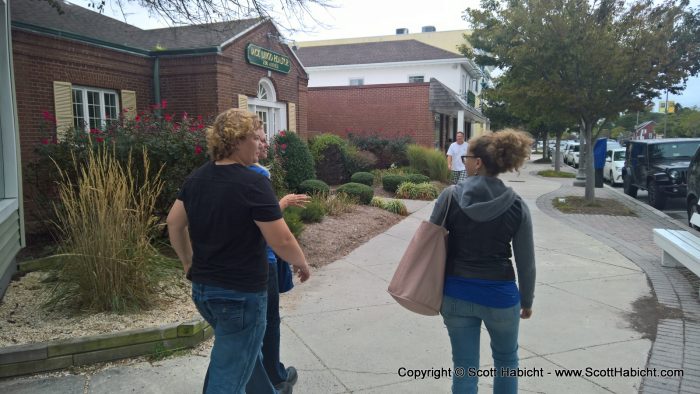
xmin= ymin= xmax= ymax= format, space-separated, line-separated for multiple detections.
xmin=395 ymin=182 xmax=439 ymax=200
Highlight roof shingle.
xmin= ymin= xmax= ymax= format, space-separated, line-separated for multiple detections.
xmin=11 ymin=0 xmax=261 ymax=51
xmin=294 ymin=40 xmax=465 ymax=67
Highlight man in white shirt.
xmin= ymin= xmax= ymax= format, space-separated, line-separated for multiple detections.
xmin=447 ymin=132 xmax=468 ymax=184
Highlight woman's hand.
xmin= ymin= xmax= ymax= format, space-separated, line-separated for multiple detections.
xmin=520 ymin=308 xmax=533 ymax=319
xmin=280 ymin=194 xmax=311 ymax=210
xmin=294 ymin=264 xmax=311 ymax=283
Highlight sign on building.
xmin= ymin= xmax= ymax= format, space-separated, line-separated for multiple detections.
xmin=246 ymin=44 xmax=291 ymax=74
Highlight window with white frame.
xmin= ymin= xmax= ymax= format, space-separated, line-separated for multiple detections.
xmin=71 ymin=86 xmax=119 ymax=130
xmin=349 ymin=78 xmax=364 ymax=86
xmin=408 ymin=75 xmax=424 ymax=83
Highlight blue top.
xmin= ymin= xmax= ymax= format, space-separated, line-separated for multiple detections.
xmin=248 ymin=164 xmax=277 ymax=264
xmin=444 ymin=276 xmax=520 ymax=308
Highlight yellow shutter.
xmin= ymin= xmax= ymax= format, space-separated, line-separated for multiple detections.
xmin=120 ymin=90 xmax=137 ymax=120
xmin=53 ymin=81 xmax=73 ymax=139
xmin=287 ymin=102 xmax=296 ymax=132
xmin=238 ymin=94 xmax=248 ymax=109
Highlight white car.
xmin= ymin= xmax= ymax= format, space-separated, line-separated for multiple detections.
xmin=565 ymin=143 xmax=580 ymax=167
xmin=604 ymin=148 xmax=626 ymax=185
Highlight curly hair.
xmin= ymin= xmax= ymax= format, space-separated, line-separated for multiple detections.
xmin=206 ymin=109 xmax=262 ymax=161
xmin=468 ymin=129 xmax=533 ymax=176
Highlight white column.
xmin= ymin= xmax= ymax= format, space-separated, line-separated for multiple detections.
xmin=457 ymin=110 xmax=465 ymax=133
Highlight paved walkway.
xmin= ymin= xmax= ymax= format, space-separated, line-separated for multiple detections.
xmin=1 ymin=159 xmax=698 ymax=393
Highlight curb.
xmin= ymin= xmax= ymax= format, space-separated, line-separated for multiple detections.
xmin=0 ymin=318 xmax=212 ymax=378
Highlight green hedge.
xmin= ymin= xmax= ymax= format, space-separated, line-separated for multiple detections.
xmin=382 ymin=174 xmax=408 ymax=193
xmin=350 ymin=172 xmax=375 ymax=186
xmin=273 ymin=131 xmax=316 ymax=192
xmin=337 ymin=182 xmax=374 ymax=205
xmin=298 ymin=179 xmax=330 ymax=195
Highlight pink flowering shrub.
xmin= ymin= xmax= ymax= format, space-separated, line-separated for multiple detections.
xmin=29 ymin=105 xmax=210 ymax=221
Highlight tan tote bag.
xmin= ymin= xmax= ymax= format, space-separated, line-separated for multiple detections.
xmin=388 ymin=186 xmax=453 ymax=316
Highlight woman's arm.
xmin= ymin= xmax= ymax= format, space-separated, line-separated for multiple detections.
xmin=256 ymin=219 xmax=311 ymax=282
xmin=513 ymin=200 xmax=536 ymax=319
xmin=166 ymin=200 xmax=193 ymax=274
xmin=279 ymin=193 xmax=311 ymax=210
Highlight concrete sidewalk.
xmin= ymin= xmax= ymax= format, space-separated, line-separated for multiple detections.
xmin=1 ymin=160 xmax=676 ymax=393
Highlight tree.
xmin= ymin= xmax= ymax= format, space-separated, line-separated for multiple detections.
xmin=41 ymin=0 xmax=332 ymax=30
xmin=464 ymin=0 xmax=700 ymax=201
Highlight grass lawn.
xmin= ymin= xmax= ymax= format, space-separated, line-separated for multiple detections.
xmin=552 ymin=196 xmax=636 ymax=216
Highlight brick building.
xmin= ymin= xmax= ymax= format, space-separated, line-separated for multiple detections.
xmin=295 ymin=37 xmax=489 ymax=150
xmin=10 ymin=0 xmax=309 ymax=226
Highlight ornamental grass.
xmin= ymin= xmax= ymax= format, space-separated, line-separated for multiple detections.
xmin=47 ymin=145 xmax=168 ymax=313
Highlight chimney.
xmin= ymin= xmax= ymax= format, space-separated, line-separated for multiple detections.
xmin=396 ymin=28 xmax=409 ymax=35
xmin=422 ymin=26 xmax=436 ymax=33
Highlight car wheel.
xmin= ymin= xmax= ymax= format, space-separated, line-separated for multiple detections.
xmin=623 ymin=174 xmax=638 ymax=197
xmin=648 ymin=180 xmax=666 ymax=210
xmin=688 ymin=197 xmax=699 ymax=230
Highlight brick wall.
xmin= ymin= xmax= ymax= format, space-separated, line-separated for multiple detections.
xmin=307 ymin=83 xmax=434 ymax=146
xmin=11 ymin=30 xmax=154 ymax=228
xmin=12 ymin=30 xmax=153 ymax=163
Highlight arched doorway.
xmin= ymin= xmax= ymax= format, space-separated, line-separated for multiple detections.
xmin=247 ymin=78 xmax=287 ymax=140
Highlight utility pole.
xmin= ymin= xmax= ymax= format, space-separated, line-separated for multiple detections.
xmin=663 ymin=90 xmax=669 ymax=138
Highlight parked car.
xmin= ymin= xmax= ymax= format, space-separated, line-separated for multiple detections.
xmin=686 ymin=147 xmax=700 ymax=227
xmin=603 ymin=148 xmax=626 ymax=185
xmin=565 ymin=143 xmax=580 ymax=167
xmin=622 ymin=138 xmax=700 ymax=209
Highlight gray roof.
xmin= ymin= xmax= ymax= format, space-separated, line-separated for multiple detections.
xmin=294 ymin=40 xmax=465 ymax=67
xmin=429 ymin=78 xmax=486 ymax=122
xmin=10 ymin=0 xmax=262 ymax=51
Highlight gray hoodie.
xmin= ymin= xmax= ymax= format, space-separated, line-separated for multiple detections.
xmin=429 ymin=176 xmax=536 ymax=309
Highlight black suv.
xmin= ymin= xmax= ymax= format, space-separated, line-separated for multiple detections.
xmin=622 ymin=138 xmax=700 ymax=209
xmin=686 ymin=148 xmax=700 ymax=226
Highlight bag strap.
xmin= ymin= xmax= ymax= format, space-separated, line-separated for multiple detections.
xmin=440 ymin=185 xmax=454 ymax=227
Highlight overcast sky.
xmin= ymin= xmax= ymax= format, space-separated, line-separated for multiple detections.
xmin=73 ymin=0 xmax=699 ymax=108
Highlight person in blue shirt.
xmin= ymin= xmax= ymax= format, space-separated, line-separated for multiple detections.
xmin=429 ymin=129 xmax=536 ymax=394
xmin=248 ymin=128 xmax=309 ymax=393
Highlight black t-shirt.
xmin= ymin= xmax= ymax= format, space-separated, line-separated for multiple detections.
xmin=177 ymin=162 xmax=282 ymax=292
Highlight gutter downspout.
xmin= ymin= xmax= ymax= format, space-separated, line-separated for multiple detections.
xmin=153 ymin=56 xmax=161 ymax=118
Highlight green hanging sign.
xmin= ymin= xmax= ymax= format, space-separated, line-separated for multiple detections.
xmin=246 ymin=44 xmax=291 ymax=74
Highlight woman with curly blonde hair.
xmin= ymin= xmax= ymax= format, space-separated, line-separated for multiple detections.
xmin=429 ymin=129 xmax=536 ymax=394
xmin=167 ymin=108 xmax=310 ymax=394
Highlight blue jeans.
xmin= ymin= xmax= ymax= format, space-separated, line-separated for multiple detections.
xmin=256 ymin=261 xmax=288 ymax=386
xmin=441 ymin=296 xmax=520 ymax=394
xmin=191 ymin=282 xmax=276 ymax=394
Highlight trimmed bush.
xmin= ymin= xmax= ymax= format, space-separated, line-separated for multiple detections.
xmin=283 ymin=207 xmax=305 ymax=238
xmin=348 ymin=133 xmax=412 ymax=168
xmin=350 ymin=171 xmax=375 ymax=186
xmin=395 ymin=182 xmax=439 ymax=200
xmin=298 ymin=179 xmax=330 ymax=196
xmin=273 ymin=131 xmax=316 ymax=192
xmin=337 ymin=182 xmax=374 ymax=205
xmin=406 ymin=173 xmax=430 ymax=184
xmin=300 ymin=200 xmax=326 ymax=223
xmin=382 ymin=174 xmax=408 ymax=193
xmin=346 ymin=147 xmax=378 ymax=174
xmin=309 ymin=134 xmax=349 ymax=185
